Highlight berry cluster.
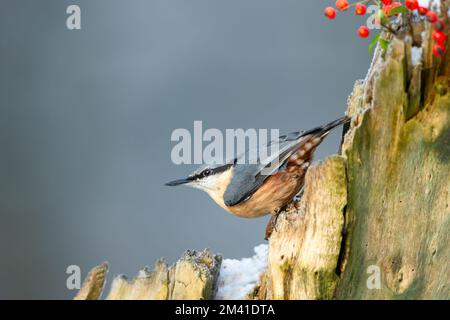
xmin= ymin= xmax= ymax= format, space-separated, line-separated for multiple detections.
xmin=426 ymin=9 xmax=447 ymax=57
xmin=324 ymin=0 xmax=448 ymax=57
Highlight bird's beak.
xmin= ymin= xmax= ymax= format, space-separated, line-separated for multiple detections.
xmin=165 ymin=177 xmax=192 ymax=186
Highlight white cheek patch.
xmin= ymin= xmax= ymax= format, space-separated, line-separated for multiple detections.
xmin=195 ymin=175 xmax=223 ymax=191
xmin=189 ymin=181 xmax=203 ymax=190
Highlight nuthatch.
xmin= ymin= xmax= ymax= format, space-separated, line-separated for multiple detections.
xmin=166 ymin=116 xmax=349 ymax=239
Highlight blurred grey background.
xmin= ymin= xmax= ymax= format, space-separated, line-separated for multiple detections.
xmin=0 ymin=0 xmax=371 ymax=299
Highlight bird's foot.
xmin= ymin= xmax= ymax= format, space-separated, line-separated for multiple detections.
xmin=264 ymin=210 xmax=282 ymax=240
xmin=292 ymin=187 xmax=304 ymax=209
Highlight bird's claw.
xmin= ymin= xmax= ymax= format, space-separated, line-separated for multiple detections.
xmin=264 ymin=210 xmax=282 ymax=240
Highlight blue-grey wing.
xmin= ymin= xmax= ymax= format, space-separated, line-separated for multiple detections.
xmin=223 ymin=131 xmax=306 ymax=206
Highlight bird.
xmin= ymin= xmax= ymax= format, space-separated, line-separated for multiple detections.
xmin=166 ymin=116 xmax=349 ymax=239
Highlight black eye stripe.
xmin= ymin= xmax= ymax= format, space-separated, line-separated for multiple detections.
xmin=193 ymin=163 xmax=233 ymax=180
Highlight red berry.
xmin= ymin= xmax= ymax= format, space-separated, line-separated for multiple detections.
xmin=405 ymin=0 xmax=419 ymax=11
xmin=355 ymin=3 xmax=367 ymax=15
xmin=324 ymin=6 xmax=337 ymax=19
xmin=381 ymin=0 xmax=392 ymax=5
xmin=433 ymin=43 xmax=445 ymax=57
xmin=432 ymin=30 xmax=446 ymax=43
xmin=358 ymin=26 xmax=370 ymax=38
xmin=426 ymin=11 xmax=438 ymax=23
xmin=335 ymin=0 xmax=349 ymax=11
xmin=434 ymin=19 xmax=445 ymax=32
xmin=418 ymin=6 xmax=428 ymax=16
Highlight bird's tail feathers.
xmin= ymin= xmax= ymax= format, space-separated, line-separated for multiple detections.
xmin=301 ymin=116 xmax=350 ymax=137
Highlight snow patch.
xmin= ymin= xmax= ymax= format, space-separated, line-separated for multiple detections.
xmin=418 ymin=0 xmax=442 ymax=13
xmin=411 ymin=46 xmax=423 ymax=66
xmin=418 ymin=0 xmax=432 ymax=7
xmin=215 ymin=244 xmax=268 ymax=300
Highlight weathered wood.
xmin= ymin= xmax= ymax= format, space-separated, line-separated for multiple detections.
xmin=253 ymin=156 xmax=347 ymax=300
xmin=76 ymin=250 xmax=221 ymax=300
xmin=336 ymin=36 xmax=450 ymax=299
xmin=106 ymin=259 xmax=169 ymax=300
xmin=169 ymin=249 xmax=222 ymax=300
xmin=74 ymin=262 xmax=108 ymax=300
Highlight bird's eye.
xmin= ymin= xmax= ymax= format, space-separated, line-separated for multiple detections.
xmin=202 ymin=169 xmax=212 ymax=177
